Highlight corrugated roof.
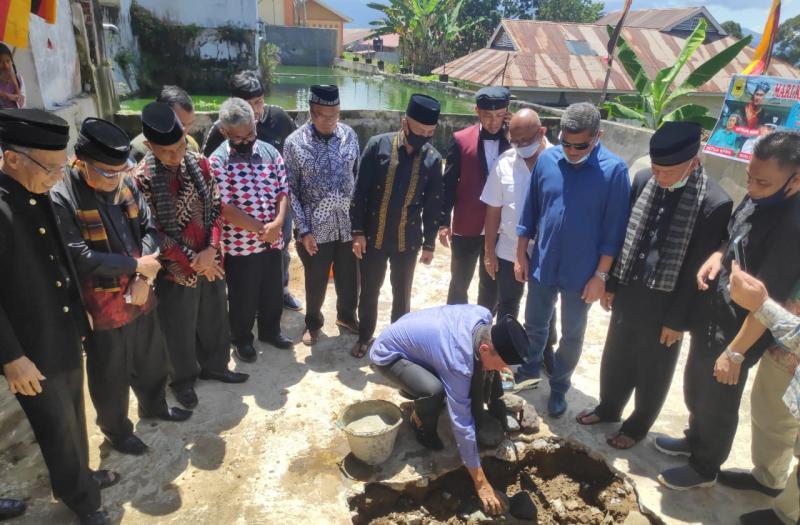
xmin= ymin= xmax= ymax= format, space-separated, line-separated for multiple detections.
xmin=597 ymin=7 xmax=702 ymax=31
xmin=343 ymin=28 xmax=373 ymax=46
xmin=435 ymin=19 xmax=800 ymax=94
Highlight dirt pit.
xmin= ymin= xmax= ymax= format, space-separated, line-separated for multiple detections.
xmin=348 ymin=438 xmax=658 ymax=525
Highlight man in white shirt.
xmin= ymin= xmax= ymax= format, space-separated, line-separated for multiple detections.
xmin=480 ymin=108 xmax=551 ymax=320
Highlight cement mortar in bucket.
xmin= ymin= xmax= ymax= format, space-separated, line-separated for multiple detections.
xmin=338 ymin=399 xmax=403 ymax=465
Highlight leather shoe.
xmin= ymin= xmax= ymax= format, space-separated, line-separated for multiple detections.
xmin=302 ymin=328 xmax=321 ymax=346
xmin=740 ymin=509 xmax=784 ymax=525
xmin=106 ymin=435 xmax=148 ymax=456
xmin=199 ymin=368 xmax=250 ymax=383
xmin=91 ymin=469 xmax=121 ymax=490
xmin=172 ymin=386 xmax=198 ymax=410
xmin=139 ymin=406 xmax=193 ymax=422
xmin=0 ymin=498 xmax=26 ymax=520
xmin=80 ymin=509 xmax=110 ymax=525
xmin=718 ymin=469 xmax=783 ymax=497
xmin=260 ymin=333 xmax=294 ymax=350
xmin=234 ymin=343 xmax=257 ymax=363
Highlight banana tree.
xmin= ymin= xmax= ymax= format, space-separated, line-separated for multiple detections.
xmin=604 ymin=19 xmax=752 ymax=129
xmin=436 ymin=0 xmax=485 ymax=77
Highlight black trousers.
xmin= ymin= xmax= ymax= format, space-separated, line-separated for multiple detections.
xmin=296 ymin=240 xmax=358 ymax=331
xmin=16 ymin=366 xmax=100 ymax=517
xmin=157 ymin=277 xmax=232 ymax=389
xmin=358 ymin=247 xmax=417 ymax=344
xmin=595 ymin=304 xmax=681 ymax=441
xmin=496 ymin=258 xmax=524 ymax=320
xmin=446 ymin=235 xmax=497 ymax=311
xmin=225 ymin=249 xmax=283 ymax=346
xmin=373 ymin=358 xmax=444 ymax=431
xmin=86 ymin=311 xmax=169 ymax=442
xmin=684 ymin=328 xmax=763 ymax=478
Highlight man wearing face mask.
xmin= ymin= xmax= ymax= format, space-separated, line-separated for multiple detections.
xmin=575 ymin=122 xmax=732 ymax=450
xmin=656 ymin=130 xmax=800 ymax=490
xmin=440 ymin=87 xmax=511 ymax=310
xmin=284 ymin=85 xmax=360 ymax=346
xmin=480 ymin=108 xmax=551 ymax=321
xmin=52 ymin=118 xmax=192 ymax=457
xmin=350 ymin=94 xmax=444 ymax=358
xmin=209 ymin=97 xmax=292 ymax=358
xmin=514 ymin=103 xmax=630 ymax=418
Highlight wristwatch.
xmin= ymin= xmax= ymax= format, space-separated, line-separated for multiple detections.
xmin=595 ymin=271 xmax=610 ymax=282
xmin=724 ymin=348 xmax=745 ymax=364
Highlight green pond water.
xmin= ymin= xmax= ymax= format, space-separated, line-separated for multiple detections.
xmin=120 ymin=66 xmax=474 ymax=114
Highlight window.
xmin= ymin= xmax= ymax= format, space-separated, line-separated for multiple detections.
xmin=565 ymin=40 xmax=597 ymax=56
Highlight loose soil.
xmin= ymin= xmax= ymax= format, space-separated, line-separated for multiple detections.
xmin=348 ymin=438 xmax=657 ymax=525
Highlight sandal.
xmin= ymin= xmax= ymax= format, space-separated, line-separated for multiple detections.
xmin=350 ymin=341 xmax=370 ymax=358
xmin=92 ymin=469 xmax=121 ymax=490
xmin=575 ymin=408 xmax=604 ymax=425
xmin=606 ymin=431 xmax=639 ymax=450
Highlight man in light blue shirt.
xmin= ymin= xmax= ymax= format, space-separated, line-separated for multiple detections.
xmin=370 ymin=305 xmax=527 ymax=516
xmin=515 ymin=103 xmax=630 ymax=417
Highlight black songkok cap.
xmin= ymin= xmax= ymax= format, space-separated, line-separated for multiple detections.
xmin=490 ymin=315 xmax=528 ymax=366
xmin=476 ymin=86 xmax=510 ymax=110
xmin=309 ymin=84 xmax=340 ymax=106
xmin=406 ymin=94 xmax=440 ymax=126
xmin=75 ymin=118 xmax=131 ymax=166
xmin=650 ymin=121 xmax=702 ymax=166
xmin=0 ymin=109 xmax=69 ymax=150
xmin=141 ymin=102 xmax=184 ymax=146
xmin=230 ymin=71 xmax=264 ymax=100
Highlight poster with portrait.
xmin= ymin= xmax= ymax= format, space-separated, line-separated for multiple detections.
xmin=703 ymin=75 xmax=800 ymax=163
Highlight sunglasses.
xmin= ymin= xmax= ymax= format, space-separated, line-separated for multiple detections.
xmin=558 ymin=132 xmax=596 ymax=151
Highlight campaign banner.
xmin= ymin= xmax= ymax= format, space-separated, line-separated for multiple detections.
xmin=703 ymin=75 xmax=799 ymax=163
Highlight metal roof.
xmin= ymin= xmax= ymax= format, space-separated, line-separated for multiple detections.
xmin=598 ymin=7 xmax=707 ymax=31
xmin=435 ymin=19 xmax=799 ymax=94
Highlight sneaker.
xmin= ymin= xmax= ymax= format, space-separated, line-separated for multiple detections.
xmin=654 ymin=436 xmax=691 ymax=457
xmin=283 ymin=293 xmax=302 ymax=311
xmin=548 ymin=391 xmax=567 ymax=418
xmin=658 ymin=465 xmax=716 ymax=490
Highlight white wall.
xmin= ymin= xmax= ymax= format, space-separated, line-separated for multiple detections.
xmin=133 ymin=0 xmax=258 ymax=29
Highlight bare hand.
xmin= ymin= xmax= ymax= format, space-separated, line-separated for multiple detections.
xmin=127 ymin=277 xmax=150 ymax=306
xmin=199 ymin=263 xmax=225 ymax=281
xmin=713 ymin=352 xmax=742 ymax=385
xmin=697 ymin=251 xmax=724 ymax=291
xmin=659 ymin=326 xmax=683 ymax=347
xmin=3 ymin=356 xmax=46 ymax=396
xmin=302 ymin=233 xmax=318 ymax=256
xmin=419 ymin=249 xmax=434 ymax=265
xmin=729 ymin=260 xmax=768 ymax=312
xmin=438 ymin=226 xmax=452 ymax=248
xmin=476 ymin=483 xmax=508 ymax=516
xmin=600 ymin=292 xmax=615 ymax=312
xmin=484 ymin=251 xmax=498 ymax=280
xmin=582 ymin=275 xmax=605 ymax=304
xmin=514 ymin=255 xmax=529 ymax=283
xmin=352 ymin=235 xmax=367 ymax=260
xmin=136 ymin=254 xmax=162 ymax=281
xmin=191 ymin=246 xmax=218 ymax=273
xmin=260 ymin=221 xmax=282 ymax=244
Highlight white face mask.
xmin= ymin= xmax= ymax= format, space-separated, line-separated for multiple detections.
xmin=664 ymin=163 xmax=694 ymax=191
xmin=514 ymin=141 xmax=541 ymax=159
xmin=559 ymin=132 xmax=596 ymax=166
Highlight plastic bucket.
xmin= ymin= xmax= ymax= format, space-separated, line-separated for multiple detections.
xmin=337 ymin=400 xmax=403 ymax=465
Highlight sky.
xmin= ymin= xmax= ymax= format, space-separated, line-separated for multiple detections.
xmin=331 ymin=0 xmax=796 ymax=34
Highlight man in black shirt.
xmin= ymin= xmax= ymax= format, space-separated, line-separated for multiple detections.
xmin=350 ymin=94 xmax=443 ymax=358
xmin=203 ymin=71 xmax=301 ymax=310
xmin=0 ymin=110 xmax=115 ymax=525
xmin=656 ymin=130 xmax=800 ymax=490
xmin=576 ymin=122 xmax=733 ymax=449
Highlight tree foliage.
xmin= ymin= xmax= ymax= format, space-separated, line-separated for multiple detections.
xmin=776 ymin=14 xmax=800 ymax=66
xmin=500 ymin=0 xmax=535 ymax=20
xmin=604 ymin=19 xmax=753 ymax=130
xmin=721 ymin=20 xmax=743 ymax=39
xmin=534 ymin=0 xmax=604 ymax=23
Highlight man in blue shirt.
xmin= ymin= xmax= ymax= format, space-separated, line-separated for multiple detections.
xmin=515 ymin=103 xmax=630 ymax=417
xmin=370 ymin=305 xmax=528 ymax=516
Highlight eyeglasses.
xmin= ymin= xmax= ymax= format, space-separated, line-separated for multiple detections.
xmin=558 ymin=133 xmax=596 ymax=151
xmin=87 ymin=159 xmax=134 ymax=178
xmin=8 ymin=149 xmax=67 ymax=177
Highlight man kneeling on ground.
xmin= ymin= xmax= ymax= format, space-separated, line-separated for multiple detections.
xmin=370 ymin=305 xmax=528 ymax=515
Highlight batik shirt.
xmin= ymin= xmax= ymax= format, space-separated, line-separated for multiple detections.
xmin=210 ymin=140 xmax=288 ymax=256
xmin=755 ymin=298 xmax=800 ymax=419
xmin=283 ymin=122 xmax=360 ymax=243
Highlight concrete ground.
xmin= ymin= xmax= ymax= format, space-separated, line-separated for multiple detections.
xmin=0 ymin=244 xmax=792 ymax=524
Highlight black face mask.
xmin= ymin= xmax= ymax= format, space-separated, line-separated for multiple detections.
xmin=231 ymin=138 xmax=256 ymax=156
xmin=405 ymin=128 xmax=431 ymax=150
